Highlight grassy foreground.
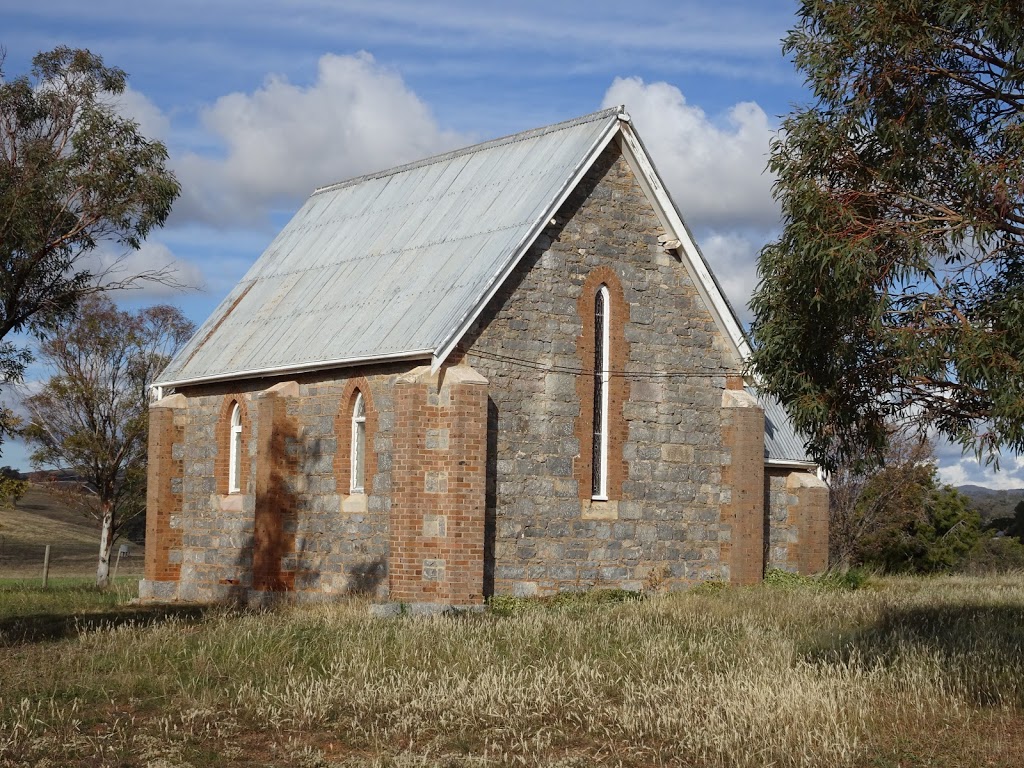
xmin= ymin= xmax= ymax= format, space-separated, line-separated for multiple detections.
xmin=1 ymin=575 xmax=1023 ymax=767
xmin=0 ymin=577 xmax=133 ymax=619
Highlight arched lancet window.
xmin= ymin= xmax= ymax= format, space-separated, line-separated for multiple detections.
xmin=351 ymin=392 xmax=366 ymax=494
xmin=228 ymin=403 xmax=243 ymax=494
xmin=592 ymin=285 xmax=610 ymax=499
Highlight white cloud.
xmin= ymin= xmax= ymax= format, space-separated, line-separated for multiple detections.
xmin=175 ymin=52 xmax=467 ymax=225
xmin=602 ymin=77 xmax=779 ymax=232
xmin=935 ymin=440 xmax=1024 ymax=490
xmin=699 ymin=232 xmax=764 ymax=324
xmin=110 ymin=86 xmax=171 ymax=141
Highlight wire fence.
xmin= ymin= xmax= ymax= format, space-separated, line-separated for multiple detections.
xmin=0 ymin=536 xmax=143 ymax=581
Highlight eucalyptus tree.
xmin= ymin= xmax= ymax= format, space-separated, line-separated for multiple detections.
xmin=751 ymin=0 xmax=1024 ymax=471
xmin=0 ymin=46 xmax=180 ymax=451
xmin=24 ymin=296 xmax=193 ymax=587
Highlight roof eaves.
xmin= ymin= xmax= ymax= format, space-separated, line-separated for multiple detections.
xmin=155 ymin=348 xmax=433 ymax=390
xmin=765 ymin=458 xmax=819 ymax=470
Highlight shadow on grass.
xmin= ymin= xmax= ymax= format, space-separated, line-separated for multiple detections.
xmin=0 ymin=603 xmax=210 ymax=646
xmin=805 ymin=603 xmax=1024 ymax=706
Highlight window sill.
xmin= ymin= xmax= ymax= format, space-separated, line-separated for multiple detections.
xmin=582 ymin=499 xmax=618 ymax=521
xmin=341 ymin=493 xmax=368 ymax=513
xmin=217 ymin=494 xmax=244 ymax=512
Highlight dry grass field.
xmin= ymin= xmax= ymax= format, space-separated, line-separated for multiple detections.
xmin=1 ymin=573 xmax=1023 ymax=767
xmin=0 ymin=484 xmax=143 ymax=580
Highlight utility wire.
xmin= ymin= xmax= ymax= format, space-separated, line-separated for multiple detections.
xmin=466 ymin=348 xmax=743 ymax=380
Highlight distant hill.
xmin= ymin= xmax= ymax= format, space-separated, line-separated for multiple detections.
xmin=0 ymin=484 xmax=142 ymax=579
xmin=957 ymin=485 xmax=1024 ymax=523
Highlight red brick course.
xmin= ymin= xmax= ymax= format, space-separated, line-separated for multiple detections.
xmin=721 ymin=394 xmax=766 ymax=585
xmin=389 ymin=368 xmax=487 ymax=605
xmin=144 ymin=399 xmax=185 ymax=582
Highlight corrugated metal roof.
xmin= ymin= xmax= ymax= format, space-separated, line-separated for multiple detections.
xmin=748 ymin=387 xmax=814 ymax=464
xmin=158 ymin=107 xmax=622 ymax=386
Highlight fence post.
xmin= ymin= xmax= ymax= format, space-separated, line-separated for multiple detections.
xmin=42 ymin=544 xmax=51 ymax=588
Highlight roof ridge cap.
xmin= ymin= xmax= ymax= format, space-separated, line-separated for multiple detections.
xmin=311 ymin=106 xmax=624 ymax=196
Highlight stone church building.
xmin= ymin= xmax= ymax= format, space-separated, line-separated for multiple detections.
xmin=141 ymin=107 xmax=828 ymax=606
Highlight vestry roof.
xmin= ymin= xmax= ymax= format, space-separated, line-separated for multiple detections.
xmin=157 ymin=106 xmax=749 ymax=388
xmin=750 ymin=388 xmax=815 ymax=466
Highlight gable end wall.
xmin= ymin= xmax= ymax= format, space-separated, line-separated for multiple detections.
xmin=460 ymin=142 xmax=742 ymax=595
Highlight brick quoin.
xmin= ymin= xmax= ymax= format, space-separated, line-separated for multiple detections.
xmin=253 ymin=388 xmax=299 ymax=592
xmin=790 ymin=475 xmax=831 ymax=577
xmin=390 ymin=367 xmax=487 ymax=605
xmin=796 ymin=478 xmax=829 ymax=575
xmin=144 ymin=397 xmax=185 ymax=582
xmin=720 ymin=390 xmax=765 ymax=585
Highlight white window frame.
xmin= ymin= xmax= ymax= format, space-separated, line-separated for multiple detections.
xmin=593 ymin=285 xmax=610 ymax=500
xmin=350 ymin=392 xmax=366 ymax=494
xmin=228 ymin=403 xmax=242 ymax=494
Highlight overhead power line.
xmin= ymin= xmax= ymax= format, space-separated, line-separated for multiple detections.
xmin=466 ymin=348 xmax=742 ymax=380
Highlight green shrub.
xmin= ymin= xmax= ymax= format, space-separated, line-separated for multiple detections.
xmin=829 ymin=567 xmax=871 ymax=590
xmin=488 ymin=588 xmax=644 ymax=616
xmin=763 ymin=567 xmax=869 ymax=592
xmin=691 ymin=579 xmax=730 ymax=595
xmin=0 ymin=476 xmax=27 ymax=508
xmin=486 ymin=594 xmax=534 ymax=617
xmin=960 ymin=534 xmax=1024 ymax=574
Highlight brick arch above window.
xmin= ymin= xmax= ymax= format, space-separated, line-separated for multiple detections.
xmin=574 ymin=267 xmax=630 ymax=501
xmin=334 ymin=379 xmax=378 ymax=496
xmin=216 ymin=395 xmax=252 ymax=495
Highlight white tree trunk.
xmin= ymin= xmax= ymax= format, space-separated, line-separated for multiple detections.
xmin=96 ymin=504 xmax=114 ymax=588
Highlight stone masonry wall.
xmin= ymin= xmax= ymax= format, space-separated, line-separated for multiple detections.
xmin=765 ymin=468 xmax=830 ymax=575
xmin=167 ymin=367 xmax=398 ymax=602
xmin=765 ymin=471 xmax=794 ymax=572
xmin=149 ymin=360 xmax=490 ymax=604
xmin=460 ymin=140 xmax=744 ymax=596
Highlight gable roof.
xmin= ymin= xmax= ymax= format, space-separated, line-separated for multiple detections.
xmin=157 ymin=106 xmax=750 ymax=389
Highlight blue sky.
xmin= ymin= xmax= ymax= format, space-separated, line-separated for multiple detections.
xmin=2 ymin=0 xmax=1018 ymax=488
